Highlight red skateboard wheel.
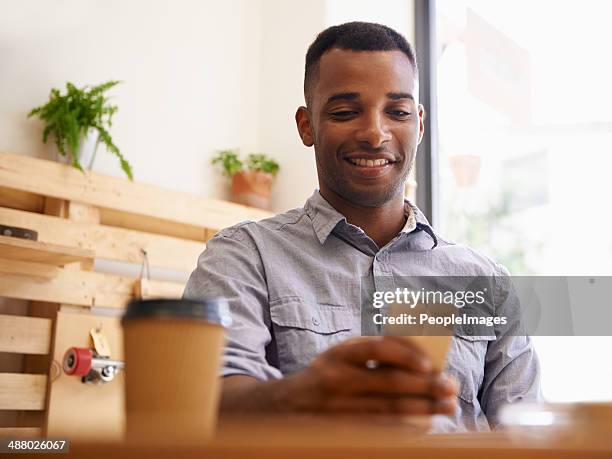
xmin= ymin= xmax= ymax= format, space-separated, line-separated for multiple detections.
xmin=63 ymin=347 xmax=93 ymax=376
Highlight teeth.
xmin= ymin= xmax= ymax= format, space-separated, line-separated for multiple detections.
xmin=349 ymin=158 xmax=390 ymax=167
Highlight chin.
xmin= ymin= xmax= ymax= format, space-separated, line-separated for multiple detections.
xmin=338 ymin=185 xmax=404 ymax=208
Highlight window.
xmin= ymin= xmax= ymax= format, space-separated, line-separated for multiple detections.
xmin=434 ymin=0 xmax=612 ymax=402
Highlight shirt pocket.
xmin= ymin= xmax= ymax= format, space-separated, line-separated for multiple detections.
xmin=445 ymin=334 xmax=496 ymax=404
xmin=269 ymin=298 xmax=355 ymax=375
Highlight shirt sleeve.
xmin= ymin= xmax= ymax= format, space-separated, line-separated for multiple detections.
xmin=480 ymin=263 xmax=542 ymax=428
xmin=182 ymin=223 xmax=283 ymax=381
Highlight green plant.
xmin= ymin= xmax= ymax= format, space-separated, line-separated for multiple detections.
xmin=211 ymin=150 xmax=280 ymax=177
xmin=28 ymin=80 xmax=133 ymax=180
xmin=246 ymin=153 xmax=280 ymax=176
xmin=211 ymin=149 xmax=243 ymax=177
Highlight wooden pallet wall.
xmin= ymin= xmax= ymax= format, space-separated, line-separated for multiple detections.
xmin=0 ymin=151 xmax=271 ymax=439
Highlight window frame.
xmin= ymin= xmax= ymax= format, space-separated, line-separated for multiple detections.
xmin=414 ymin=0 xmax=439 ymax=227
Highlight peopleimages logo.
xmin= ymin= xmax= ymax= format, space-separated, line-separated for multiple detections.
xmin=361 ymin=276 xmax=612 ymax=337
xmin=372 ymin=287 xmax=487 ymax=309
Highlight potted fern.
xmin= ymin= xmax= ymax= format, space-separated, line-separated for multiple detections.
xmin=212 ymin=150 xmax=280 ymax=209
xmin=28 ymin=80 xmax=133 ymax=180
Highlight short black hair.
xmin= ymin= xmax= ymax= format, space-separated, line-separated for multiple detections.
xmin=304 ymin=21 xmax=418 ymax=106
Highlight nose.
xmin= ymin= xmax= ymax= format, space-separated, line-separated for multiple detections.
xmin=354 ymin=111 xmax=392 ymax=148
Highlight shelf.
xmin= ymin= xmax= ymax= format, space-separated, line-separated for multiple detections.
xmin=0 ymin=151 xmax=273 ymax=233
xmin=0 ymin=258 xmax=184 ymax=308
xmin=0 ymin=234 xmax=95 ymax=266
xmin=0 ymin=207 xmax=203 ymax=272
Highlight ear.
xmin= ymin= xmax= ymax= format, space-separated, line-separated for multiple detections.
xmin=295 ymin=106 xmax=314 ymax=147
xmin=417 ymin=104 xmax=425 ymax=145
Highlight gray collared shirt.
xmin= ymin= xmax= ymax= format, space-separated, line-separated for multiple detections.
xmin=184 ymin=190 xmax=541 ymax=432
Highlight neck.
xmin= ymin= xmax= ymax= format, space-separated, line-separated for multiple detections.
xmin=319 ymin=187 xmax=406 ymax=248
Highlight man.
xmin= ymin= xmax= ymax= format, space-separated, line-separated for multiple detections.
xmin=184 ymin=21 xmax=540 ymax=431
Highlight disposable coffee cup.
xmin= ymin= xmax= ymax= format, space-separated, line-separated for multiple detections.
xmin=122 ymin=298 xmax=231 ymax=444
xmin=385 ymin=302 xmax=453 ymax=372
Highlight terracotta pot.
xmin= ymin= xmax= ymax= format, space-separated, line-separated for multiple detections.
xmin=231 ymin=170 xmax=274 ymax=209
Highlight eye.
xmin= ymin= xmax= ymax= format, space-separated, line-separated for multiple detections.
xmin=388 ymin=110 xmax=411 ymax=118
xmin=329 ymin=110 xmax=358 ymax=119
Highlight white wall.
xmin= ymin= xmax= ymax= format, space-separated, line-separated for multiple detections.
xmin=0 ymin=0 xmax=416 ymax=212
xmin=257 ymin=0 xmax=326 ymax=211
xmin=326 ymin=0 xmax=415 ymax=43
xmin=0 ymin=0 xmax=263 ymax=203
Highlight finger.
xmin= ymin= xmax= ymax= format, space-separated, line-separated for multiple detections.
xmin=326 ymin=336 xmax=432 ymax=373
xmin=439 ymin=374 xmax=459 ymax=397
xmin=321 ymin=395 xmax=457 ymax=415
xmin=434 ymin=395 xmax=458 ymax=415
xmin=338 ymin=366 xmax=459 ymax=398
xmin=327 ymin=336 xmax=429 ymax=371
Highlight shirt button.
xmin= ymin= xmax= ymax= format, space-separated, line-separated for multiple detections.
xmin=312 ymin=317 xmax=320 ymax=327
xmin=466 ymin=327 xmax=474 ymax=335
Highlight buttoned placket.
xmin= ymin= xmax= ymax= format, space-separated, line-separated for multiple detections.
xmin=372 ymin=236 xmax=407 ymax=336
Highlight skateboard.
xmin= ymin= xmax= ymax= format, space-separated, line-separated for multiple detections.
xmin=62 ymin=347 xmax=125 ymax=384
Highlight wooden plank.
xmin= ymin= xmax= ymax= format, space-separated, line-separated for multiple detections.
xmin=133 ymin=279 xmax=188 ymax=300
xmin=100 ymin=207 xmax=208 ymax=242
xmin=20 ymin=302 xmax=59 ymax=434
xmin=42 ymin=199 xmax=98 ymax=271
xmin=0 ymin=235 xmax=94 ymax=266
xmin=0 ymin=186 xmax=44 ymax=213
xmin=0 ymin=259 xmax=184 ymax=308
xmin=43 ymin=197 xmax=68 ymax=218
xmin=63 ymin=443 xmax=612 ymax=459
xmin=59 ymin=304 xmax=91 ymax=314
xmin=0 ymin=374 xmax=46 ymax=410
xmin=204 ymin=228 xmax=219 ymax=242
xmin=0 ymin=151 xmax=272 ymax=233
xmin=34 ymin=417 xmax=612 ymax=458
xmin=43 ymin=199 xmax=102 ymax=224
xmin=16 ymin=410 xmax=45 ymax=427
xmin=46 ymin=311 xmax=124 ymax=440
xmin=0 ymin=426 xmax=41 ymax=437
xmin=67 ymin=201 xmax=100 ymax=224
xmin=0 ymin=315 xmax=52 ymax=355
xmin=0 ymin=258 xmax=57 ymax=279
xmin=0 ymin=207 xmax=204 ymax=272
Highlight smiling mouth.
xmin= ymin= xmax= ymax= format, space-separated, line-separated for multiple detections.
xmin=345 ymin=158 xmax=395 ymax=167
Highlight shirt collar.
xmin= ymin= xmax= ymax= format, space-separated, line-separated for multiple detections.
xmin=304 ymin=190 xmax=438 ymax=248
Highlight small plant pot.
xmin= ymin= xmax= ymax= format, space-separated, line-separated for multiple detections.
xmin=231 ymin=170 xmax=274 ymax=209
xmin=55 ymin=127 xmax=100 ymax=169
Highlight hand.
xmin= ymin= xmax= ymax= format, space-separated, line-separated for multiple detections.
xmin=283 ymin=336 xmax=458 ymax=415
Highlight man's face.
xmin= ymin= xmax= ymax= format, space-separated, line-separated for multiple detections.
xmin=297 ymin=49 xmax=424 ymax=207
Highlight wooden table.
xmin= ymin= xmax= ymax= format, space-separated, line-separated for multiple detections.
xmin=20 ymin=415 xmax=612 ymax=458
